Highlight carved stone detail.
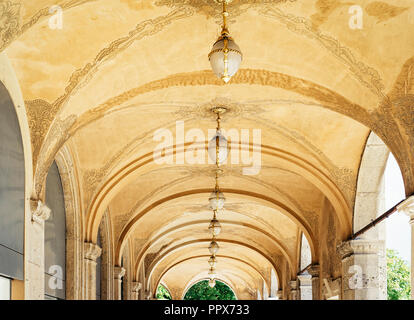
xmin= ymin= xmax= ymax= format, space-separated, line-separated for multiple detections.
xmin=30 ymin=199 xmax=51 ymax=223
xmin=259 ymin=7 xmax=385 ymax=98
xmin=114 ymin=266 xmax=126 ymax=279
xmin=307 ymin=264 xmax=320 ymax=278
xmin=84 ymin=242 xmax=102 ymax=262
xmin=0 ymin=1 xmax=21 ymax=50
xmin=337 ymin=239 xmax=385 ymax=259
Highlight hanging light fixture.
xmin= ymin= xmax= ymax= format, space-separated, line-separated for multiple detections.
xmin=209 ymin=240 xmax=220 ymax=255
xmin=208 ymin=0 xmax=242 ymax=83
xmin=208 ymin=267 xmax=217 ymax=279
xmin=208 ymin=255 xmax=218 ymax=268
xmin=209 ymin=213 xmax=222 ymax=237
xmin=206 ymin=107 xmax=228 ymax=289
xmin=208 ymin=106 xmax=229 ymax=165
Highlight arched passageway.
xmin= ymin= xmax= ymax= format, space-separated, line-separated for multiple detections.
xmin=0 ymin=0 xmax=413 ymax=301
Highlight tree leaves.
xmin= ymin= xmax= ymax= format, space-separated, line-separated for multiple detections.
xmin=387 ymin=249 xmax=411 ymax=300
xmin=184 ymin=280 xmax=236 ymax=300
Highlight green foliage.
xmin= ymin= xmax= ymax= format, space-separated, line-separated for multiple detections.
xmin=387 ymin=249 xmax=411 ymax=300
xmin=156 ymin=284 xmax=172 ymax=300
xmin=184 ymin=280 xmax=237 ymax=300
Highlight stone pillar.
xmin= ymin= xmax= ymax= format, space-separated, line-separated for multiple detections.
xmin=25 ymin=200 xmax=50 ymax=300
xmin=288 ymin=280 xmax=298 ymax=300
xmin=308 ymin=264 xmax=320 ymax=300
xmin=114 ymin=267 xmax=126 ymax=300
xmin=338 ymin=239 xmax=386 ymax=300
xmin=83 ymin=242 xmax=102 ymax=300
xmin=131 ymin=282 xmax=142 ymax=300
xmin=298 ymin=272 xmax=312 ymax=300
xmin=397 ymin=196 xmax=414 ymax=300
xmin=322 ymin=277 xmax=341 ymax=300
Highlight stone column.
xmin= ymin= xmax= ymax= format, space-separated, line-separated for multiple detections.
xmin=25 ymin=200 xmax=50 ymax=300
xmin=131 ymin=282 xmax=142 ymax=300
xmin=322 ymin=277 xmax=341 ymax=300
xmin=83 ymin=242 xmax=102 ymax=300
xmin=297 ymin=272 xmax=312 ymax=300
xmin=338 ymin=239 xmax=386 ymax=300
xmin=114 ymin=266 xmax=126 ymax=300
xmin=288 ymin=280 xmax=299 ymax=300
xmin=397 ymin=196 xmax=414 ymax=300
xmin=308 ymin=264 xmax=320 ymax=300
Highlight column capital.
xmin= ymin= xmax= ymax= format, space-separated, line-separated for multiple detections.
xmin=132 ymin=282 xmax=142 ymax=292
xmin=337 ymin=239 xmax=384 ymax=259
xmin=30 ymin=199 xmax=51 ymax=223
xmin=114 ymin=266 xmax=126 ymax=279
xmin=289 ymin=280 xmax=298 ymax=290
xmin=397 ymin=196 xmax=414 ymax=222
xmin=297 ymin=272 xmax=312 ymax=282
xmin=84 ymin=242 xmax=102 ymax=262
xmin=307 ymin=264 xmax=320 ymax=278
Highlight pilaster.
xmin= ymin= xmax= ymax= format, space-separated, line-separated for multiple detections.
xmin=131 ymin=282 xmax=142 ymax=300
xmin=25 ymin=200 xmax=50 ymax=300
xmin=83 ymin=242 xmax=102 ymax=300
xmin=338 ymin=239 xmax=386 ymax=300
xmin=297 ymin=272 xmax=312 ymax=300
xmin=114 ymin=266 xmax=126 ymax=300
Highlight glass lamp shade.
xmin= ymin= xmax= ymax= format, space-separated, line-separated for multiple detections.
xmin=209 ymin=190 xmax=226 ymax=210
xmin=208 ymin=268 xmax=217 ymax=279
xmin=208 ymin=278 xmax=216 ymax=288
xmin=208 ymin=255 xmax=217 ymax=268
xmin=209 ymin=240 xmax=220 ymax=255
xmin=209 ymin=218 xmax=222 ymax=237
xmin=208 ymin=130 xmax=229 ymax=165
xmin=209 ymin=36 xmax=242 ymax=83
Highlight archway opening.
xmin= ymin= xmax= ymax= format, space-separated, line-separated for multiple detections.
xmin=183 ymin=280 xmax=237 ymax=301
xmin=384 ymin=153 xmax=411 ymax=300
xmin=156 ymin=284 xmax=172 ymax=300
xmin=0 ymin=81 xmax=25 ymax=300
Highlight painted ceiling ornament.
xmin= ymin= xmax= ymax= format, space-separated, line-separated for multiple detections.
xmin=208 ymin=0 xmax=242 ymax=83
xmin=0 ymin=1 xmax=21 ymax=50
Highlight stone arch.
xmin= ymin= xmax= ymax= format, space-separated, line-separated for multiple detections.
xmin=116 ymin=189 xmax=317 ymax=275
xmin=146 ymin=239 xmax=280 ymax=286
xmin=133 ymin=220 xmax=292 ymax=281
xmin=155 ymin=254 xmax=272 ymax=296
xmin=86 ymin=141 xmax=350 ymax=246
xmin=354 ymin=132 xmax=392 ymax=237
xmin=55 ymin=144 xmax=84 ymax=300
xmin=35 ymin=68 xmax=411 ymax=208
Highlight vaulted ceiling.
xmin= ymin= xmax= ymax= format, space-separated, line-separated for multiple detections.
xmin=3 ymin=0 xmax=414 ymax=298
